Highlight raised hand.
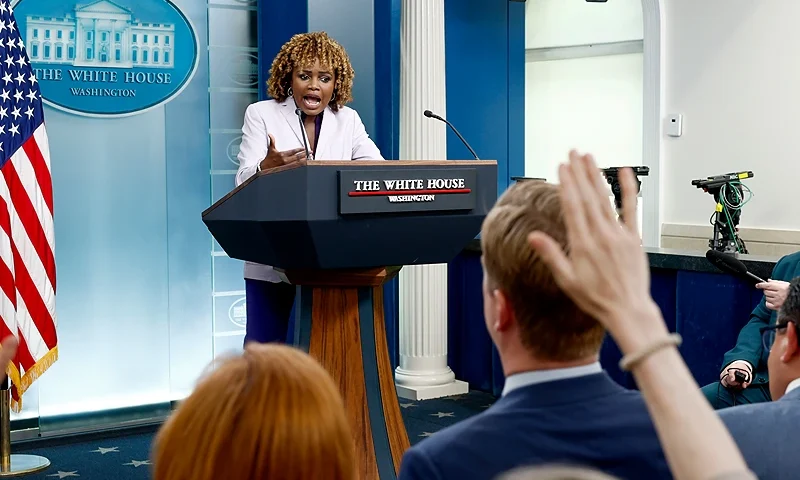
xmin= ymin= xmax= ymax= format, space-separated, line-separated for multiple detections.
xmin=260 ymin=134 xmax=308 ymax=170
xmin=527 ymin=151 xmax=755 ymax=480
xmin=527 ymin=151 xmax=664 ymax=352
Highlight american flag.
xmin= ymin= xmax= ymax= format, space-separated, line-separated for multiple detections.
xmin=0 ymin=0 xmax=57 ymax=411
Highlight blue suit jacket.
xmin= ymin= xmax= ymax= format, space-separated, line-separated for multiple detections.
xmin=719 ymin=387 xmax=800 ymax=479
xmin=398 ymin=372 xmax=671 ymax=480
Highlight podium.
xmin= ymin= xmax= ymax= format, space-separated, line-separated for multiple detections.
xmin=202 ymin=160 xmax=497 ymax=479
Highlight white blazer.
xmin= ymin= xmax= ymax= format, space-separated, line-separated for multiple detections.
xmin=235 ymin=97 xmax=385 ymax=282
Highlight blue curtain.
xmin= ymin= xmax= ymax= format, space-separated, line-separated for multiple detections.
xmin=447 ymin=254 xmax=505 ymax=395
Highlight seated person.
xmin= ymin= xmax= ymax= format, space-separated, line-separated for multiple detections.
xmin=718 ymin=276 xmax=800 ymax=478
xmin=151 ymin=343 xmax=354 ymax=480
xmin=701 ymin=251 xmax=800 ymax=409
xmin=397 ymin=179 xmax=671 ymax=480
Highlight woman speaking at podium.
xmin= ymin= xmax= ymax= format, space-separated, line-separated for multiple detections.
xmin=235 ymin=31 xmax=384 ymax=345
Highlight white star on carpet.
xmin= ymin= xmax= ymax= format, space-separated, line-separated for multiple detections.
xmin=399 ymin=402 xmax=416 ymax=409
xmin=419 ymin=432 xmax=434 ymax=438
xmin=430 ymin=412 xmax=455 ymax=418
xmin=445 ymin=394 xmax=467 ymax=401
xmin=47 ymin=472 xmax=79 ymax=478
xmin=124 ymin=460 xmax=151 ymax=467
xmin=91 ymin=447 xmax=118 ymax=454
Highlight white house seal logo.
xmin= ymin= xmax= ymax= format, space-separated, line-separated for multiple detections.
xmin=228 ymin=296 xmax=246 ymax=328
xmin=14 ymin=0 xmax=199 ymax=117
xmin=226 ymin=52 xmax=257 ymax=87
xmin=226 ymin=135 xmax=241 ymax=166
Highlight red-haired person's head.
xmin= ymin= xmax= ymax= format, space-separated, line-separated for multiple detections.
xmin=152 ymin=343 xmax=354 ymax=480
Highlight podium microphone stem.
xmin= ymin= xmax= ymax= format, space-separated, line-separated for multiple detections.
xmin=0 ymin=376 xmax=50 ymax=476
xmin=0 ymin=378 xmax=8 ymax=472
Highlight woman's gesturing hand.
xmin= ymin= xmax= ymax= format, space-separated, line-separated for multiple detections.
xmin=259 ymin=134 xmax=308 ymax=170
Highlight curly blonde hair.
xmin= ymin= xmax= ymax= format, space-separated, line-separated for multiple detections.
xmin=267 ymin=32 xmax=354 ymax=112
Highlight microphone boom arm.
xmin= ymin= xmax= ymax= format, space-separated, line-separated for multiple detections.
xmin=423 ymin=110 xmax=480 ymax=160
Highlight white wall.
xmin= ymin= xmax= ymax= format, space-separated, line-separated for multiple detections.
xmin=525 ymin=54 xmax=643 ymax=181
xmin=526 ymin=0 xmax=643 ymax=49
xmin=524 ymin=0 xmax=645 ymax=232
xmin=525 ymin=54 xmax=644 ymax=230
xmin=663 ymin=1 xmax=800 ymax=231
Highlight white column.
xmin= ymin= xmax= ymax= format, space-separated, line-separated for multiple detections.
xmin=394 ymin=0 xmax=468 ymax=401
xmin=93 ymin=19 xmax=98 ymax=63
xmin=76 ymin=22 xmax=83 ymax=61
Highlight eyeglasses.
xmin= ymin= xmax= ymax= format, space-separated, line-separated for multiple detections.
xmin=761 ymin=319 xmax=797 ymax=352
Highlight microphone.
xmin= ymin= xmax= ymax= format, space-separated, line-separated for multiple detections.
xmin=423 ymin=109 xmax=480 ymax=160
xmin=295 ymin=108 xmax=311 ymax=160
xmin=706 ymin=249 xmax=766 ymax=284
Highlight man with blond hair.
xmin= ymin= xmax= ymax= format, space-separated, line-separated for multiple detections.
xmin=398 ymin=178 xmax=671 ymax=480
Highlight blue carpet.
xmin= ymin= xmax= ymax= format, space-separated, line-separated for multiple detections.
xmin=13 ymin=390 xmax=496 ymax=479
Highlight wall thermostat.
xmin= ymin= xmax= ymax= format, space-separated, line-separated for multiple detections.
xmin=666 ymin=114 xmax=683 ymax=137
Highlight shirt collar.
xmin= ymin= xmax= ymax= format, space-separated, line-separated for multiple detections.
xmin=786 ymin=377 xmax=800 ymax=395
xmin=302 ymin=110 xmax=324 ymax=118
xmin=299 ymin=108 xmax=324 ymax=120
xmin=502 ymin=362 xmax=603 ymax=397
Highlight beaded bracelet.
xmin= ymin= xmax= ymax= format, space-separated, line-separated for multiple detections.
xmin=619 ymin=333 xmax=683 ymax=371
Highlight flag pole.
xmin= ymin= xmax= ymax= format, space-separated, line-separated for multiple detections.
xmin=0 ymin=377 xmax=49 ymax=476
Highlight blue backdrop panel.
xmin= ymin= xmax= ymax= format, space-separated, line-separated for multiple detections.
xmin=374 ymin=0 xmax=401 ymax=162
xmin=506 ymin=1 xmax=526 ymax=183
xmin=448 ymin=254 xmax=502 ymax=394
xmin=257 ymin=2 xmax=308 ymax=102
xmin=448 ymin=253 xmax=504 ymax=396
xmin=444 ymin=0 xmax=525 ymax=196
xmin=373 ymin=0 xmax=402 ymax=370
xmin=442 ymin=0 xmax=525 ymax=395
xmin=308 ymin=0 xmax=376 ymax=135
xmin=450 ymin=251 xmax=768 ymax=396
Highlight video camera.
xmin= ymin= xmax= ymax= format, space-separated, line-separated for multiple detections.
xmin=692 ymin=171 xmax=754 ymax=254
xmin=601 ymin=166 xmax=650 ymax=215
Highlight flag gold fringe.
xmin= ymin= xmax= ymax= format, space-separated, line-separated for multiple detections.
xmin=5 ymin=346 xmax=58 ymax=413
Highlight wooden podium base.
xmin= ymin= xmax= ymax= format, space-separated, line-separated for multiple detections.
xmin=283 ymin=267 xmax=410 ymax=480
